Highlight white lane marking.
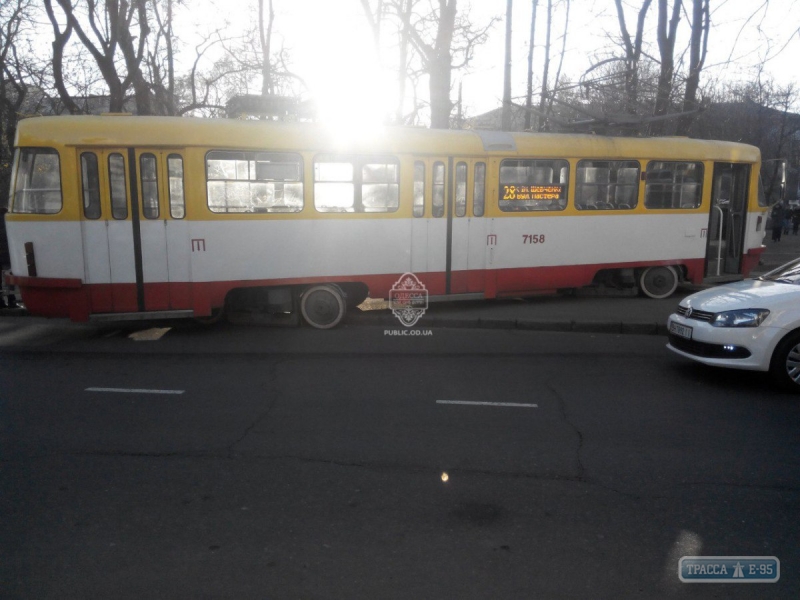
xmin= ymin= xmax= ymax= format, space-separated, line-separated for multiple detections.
xmin=85 ymin=387 xmax=185 ymax=395
xmin=436 ymin=400 xmax=538 ymax=408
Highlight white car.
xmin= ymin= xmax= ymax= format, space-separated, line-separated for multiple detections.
xmin=667 ymin=258 xmax=800 ymax=392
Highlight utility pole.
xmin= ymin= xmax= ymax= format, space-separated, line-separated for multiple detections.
xmin=502 ymin=0 xmax=513 ymax=130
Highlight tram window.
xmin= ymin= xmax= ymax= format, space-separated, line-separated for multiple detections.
xmin=168 ymin=155 xmax=185 ymax=219
xmin=432 ymin=162 xmax=445 ymax=218
xmin=80 ymin=152 xmax=101 ymax=219
xmin=315 ymin=160 xmax=355 ymax=212
xmin=455 ymin=162 xmax=467 ymax=217
xmin=413 ymin=161 xmax=425 ymax=217
xmin=362 ymin=161 xmax=399 ymax=212
xmin=499 ymin=159 xmax=568 ymax=212
xmin=314 ymin=155 xmax=399 ymax=213
xmin=473 ymin=162 xmax=486 ymax=217
xmin=645 ymin=161 xmax=703 ymax=209
xmin=108 ymin=153 xmax=128 ymax=220
xmin=140 ymin=153 xmax=159 ymax=219
xmin=10 ymin=148 xmax=62 ymax=214
xmin=206 ymin=150 xmax=303 ymax=213
xmin=576 ymin=160 xmax=640 ymax=210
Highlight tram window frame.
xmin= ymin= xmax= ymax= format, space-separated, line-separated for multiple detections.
xmin=108 ymin=153 xmax=128 ymax=220
xmin=432 ymin=162 xmax=445 ymax=218
xmin=575 ymin=160 xmax=640 ymax=210
xmin=206 ymin=150 xmax=304 ymax=214
xmin=362 ymin=160 xmax=400 ymax=213
xmin=10 ymin=147 xmax=63 ymax=215
xmin=499 ymin=158 xmax=569 ymax=212
xmin=473 ymin=162 xmax=486 ymax=217
xmin=314 ymin=155 xmax=400 ymax=214
xmin=413 ymin=161 xmax=425 ymax=217
xmin=645 ymin=161 xmax=704 ymax=209
xmin=80 ymin=152 xmax=102 ymax=219
xmin=140 ymin=153 xmax=160 ymax=219
xmin=455 ymin=162 xmax=467 ymax=217
xmin=168 ymin=154 xmax=185 ymax=219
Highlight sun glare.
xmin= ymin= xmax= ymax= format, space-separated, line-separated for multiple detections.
xmin=297 ymin=2 xmax=396 ymax=139
xmin=315 ymin=69 xmax=395 ymax=143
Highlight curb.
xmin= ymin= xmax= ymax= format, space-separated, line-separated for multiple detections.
xmin=0 ymin=308 xmax=670 ymax=336
xmin=349 ymin=311 xmax=668 ymax=336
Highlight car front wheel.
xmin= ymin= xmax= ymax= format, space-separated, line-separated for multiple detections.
xmin=769 ymin=331 xmax=800 ymax=393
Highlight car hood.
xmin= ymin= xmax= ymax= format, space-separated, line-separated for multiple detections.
xmin=682 ymin=279 xmax=800 ymax=313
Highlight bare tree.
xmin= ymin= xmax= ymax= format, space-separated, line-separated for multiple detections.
xmin=613 ymin=0 xmax=652 ymax=116
xmin=44 ymin=0 xmax=154 ymax=115
xmin=259 ymin=0 xmax=275 ymax=97
xmin=395 ymin=0 xmax=413 ymax=123
xmin=148 ymin=0 xmax=179 ymax=115
xmin=536 ymin=0 xmax=551 ymax=131
xmin=1 ymin=0 xmax=36 ymax=206
xmin=650 ymin=0 xmax=681 ymax=134
xmin=675 ymin=0 xmax=709 ymax=134
xmin=395 ymin=0 xmax=497 ymax=128
xmin=543 ymin=0 xmax=569 ymax=127
xmin=359 ymin=0 xmax=385 ymax=56
xmin=43 ymin=0 xmax=83 ymax=114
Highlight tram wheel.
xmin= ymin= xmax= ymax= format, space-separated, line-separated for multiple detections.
xmin=300 ymin=284 xmax=346 ymax=329
xmin=638 ymin=266 xmax=679 ymax=299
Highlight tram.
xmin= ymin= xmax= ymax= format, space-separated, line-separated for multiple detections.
xmin=3 ymin=115 xmax=768 ymax=327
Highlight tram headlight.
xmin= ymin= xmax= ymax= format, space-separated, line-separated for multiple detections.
xmin=711 ymin=309 xmax=770 ymax=327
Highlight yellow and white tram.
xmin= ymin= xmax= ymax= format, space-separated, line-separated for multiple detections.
xmin=3 ymin=115 xmax=768 ymax=327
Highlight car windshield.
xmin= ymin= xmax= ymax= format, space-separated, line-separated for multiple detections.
xmin=759 ymin=258 xmax=800 ymax=284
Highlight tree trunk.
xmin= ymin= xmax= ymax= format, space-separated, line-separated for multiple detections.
xmin=395 ymin=0 xmax=412 ymax=123
xmin=651 ymin=0 xmax=680 ymax=135
xmin=545 ymin=0 xmax=569 ymax=119
xmin=429 ymin=50 xmax=453 ymax=128
xmin=524 ymin=0 xmax=538 ymax=130
xmin=614 ymin=0 xmax=651 ymax=117
xmin=428 ymin=0 xmax=457 ymax=129
xmin=537 ymin=0 xmax=551 ymax=131
xmin=44 ymin=0 xmax=82 ymax=114
xmin=259 ymin=0 xmax=274 ymax=98
xmin=676 ymin=0 xmax=709 ymax=135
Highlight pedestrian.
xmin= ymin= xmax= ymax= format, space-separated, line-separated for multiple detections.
xmin=771 ymin=205 xmax=784 ymax=242
xmin=783 ymin=216 xmax=791 ymax=235
xmin=793 ymin=212 xmax=800 ymax=236
xmin=0 ymin=207 xmax=12 ymax=308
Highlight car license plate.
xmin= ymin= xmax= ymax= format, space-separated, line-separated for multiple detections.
xmin=669 ymin=320 xmax=693 ymax=340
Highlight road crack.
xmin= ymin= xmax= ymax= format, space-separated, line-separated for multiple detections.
xmin=548 ymin=381 xmax=586 ymax=482
xmin=225 ymin=358 xmax=283 ymax=456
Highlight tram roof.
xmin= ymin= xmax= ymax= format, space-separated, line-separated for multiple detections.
xmin=16 ymin=115 xmax=761 ymax=163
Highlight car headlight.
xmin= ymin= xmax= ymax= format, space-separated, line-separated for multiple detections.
xmin=711 ymin=309 xmax=770 ymax=327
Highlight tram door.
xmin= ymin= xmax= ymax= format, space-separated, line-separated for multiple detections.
xmin=410 ymin=157 xmax=488 ymax=295
xmin=706 ymin=163 xmax=749 ymax=277
xmin=78 ymin=147 xmax=187 ymax=313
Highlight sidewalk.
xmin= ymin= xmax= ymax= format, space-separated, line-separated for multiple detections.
xmin=351 ymin=289 xmax=692 ymax=335
xmin=353 ymin=232 xmax=800 ymax=335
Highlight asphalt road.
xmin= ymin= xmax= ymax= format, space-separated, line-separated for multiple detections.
xmin=1 ymin=322 xmax=798 ymax=599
